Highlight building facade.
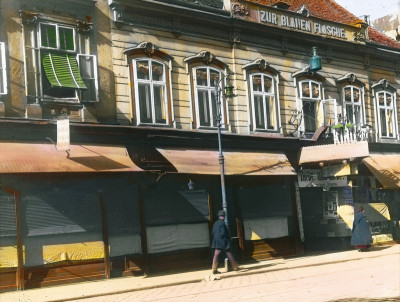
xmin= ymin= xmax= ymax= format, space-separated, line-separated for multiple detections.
xmin=0 ymin=0 xmax=399 ymax=292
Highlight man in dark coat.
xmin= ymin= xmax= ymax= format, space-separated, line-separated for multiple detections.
xmin=351 ymin=206 xmax=373 ymax=251
xmin=211 ymin=210 xmax=238 ymax=274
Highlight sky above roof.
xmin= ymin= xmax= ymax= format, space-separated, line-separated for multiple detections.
xmin=334 ymin=0 xmax=400 ymax=22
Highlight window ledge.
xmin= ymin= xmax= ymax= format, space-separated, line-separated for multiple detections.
xmin=375 ymin=138 xmax=400 ymax=144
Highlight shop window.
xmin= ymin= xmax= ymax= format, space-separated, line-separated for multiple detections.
xmin=372 ymin=79 xmax=398 ymax=139
xmin=299 ymin=79 xmax=322 ymax=133
xmin=22 ymin=17 xmax=98 ymax=103
xmin=184 ymin=51 xmax=229 ymax=130
xmin=126 ymin=42 xmax=173 ymax=126
xmin=0 ymin=42 xmax=7 ymax=95
xmin=322 ymin=191 xmax=338 ymax=218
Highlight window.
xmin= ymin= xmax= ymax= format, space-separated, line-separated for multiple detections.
xmin=343 ymin=86 xmax=362 ymax=125
xmin=250 ymin=73 xmax=277 ymax=131
xmin=243 ymin=59 xmax=281 ymax=133
xmin=184 ymin=51 xmax=228 ymax=130
xmin=23 ymin=18 xmax=98 ymax=103
xmin=372 ymin=79 xmax=398 ymax=139
xmin=194 ymin=67 xmax=221 ymax=128
xmin=126 ymin=42 xmax=173 ymax=126
xmin=377 ymin=91 xmax=395 ymax=138
xmin=299 ymin=80 xmax=321 ymax=133
xmin=133 ymin=58 xmax=167 ymax=125
xmin=0 ymin=42 xmax=7 ymax=95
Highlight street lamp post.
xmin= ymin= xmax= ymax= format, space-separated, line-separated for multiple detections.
xmin=214 ymin=77 xmax=232 ymax=227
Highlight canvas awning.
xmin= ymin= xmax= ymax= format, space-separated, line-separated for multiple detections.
xmin=156 ymin=148 xmax=296 ymax=176
xmin=0 ymin=143 xmax=143 ymax=173
xmin=363 ymin=154 xmax=400 ymax=189
xmin=299 ymin=141 xmax=369 ymax=164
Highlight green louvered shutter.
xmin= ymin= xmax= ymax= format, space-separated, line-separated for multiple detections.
xmin=41 ymin=52 xmax=86 ymax=89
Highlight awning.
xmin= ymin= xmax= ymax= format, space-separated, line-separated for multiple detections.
xmin=363 ymin=154 xmax=400 ymax=189
xmin=157 ymin=148 xmax=296 ymax=176
xmin=0 ymin=143 xmax=143 ymax=173
xmin=299 ymin=141 xmax=369 ymax=164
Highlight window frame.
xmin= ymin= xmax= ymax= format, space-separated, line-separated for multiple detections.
xmin=22 ymin=18 xmax=98 ymax=104
xmin=249 ymin=72 xmax=279 ymax=132
xmin=376 ymin=90 xmax=396 ymax=139
xmin=193 ymin=66 xmax=224 ymax=129
xmin=132 ymin=57 xmax=169 ymax=126
xmin=126 ymin=43 xmax=173 ymax=127
xmin=342 ymin=85 xmax=364 ymax=126
xmin=298 ymin=79 xmax=322 ymax=134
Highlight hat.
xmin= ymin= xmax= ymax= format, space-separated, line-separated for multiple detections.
xmin=217 ymin=210 xmax=226 ymax=217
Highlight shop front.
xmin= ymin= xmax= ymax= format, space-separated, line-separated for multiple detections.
xmin=0 ymin=142 xmax=145 ymax=291
xmin=156 ymin=147 xmax=301 ymax=263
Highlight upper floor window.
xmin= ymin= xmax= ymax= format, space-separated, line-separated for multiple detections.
xmin=21 ymin=12 xmax=98 ymax=104
xmin=125 ymin=42 xmax=173 ymax=126
xmin=343 ymin=86 xmax=362 ymax=124
xmin=243 ymin=59 xmax=281 ymax=133
xmin=372 ymin=79 xmax=398 ymax=139
xmin=337 ymin=73 xmax=365 ymax=127
xmin=134 ymin=58 xmax=167 ymax=125
xmin=251 ymin=74 xmax=276 ymax=130
xmin=194 ymin=66 xmax=221 ymax=128
xmin=184 ymin=51 xmax=229 ymax=130
xmin=298 ymin=79 xmax=322 ymax=133
xmin=0 ymin=42 xmax=7 ymax=95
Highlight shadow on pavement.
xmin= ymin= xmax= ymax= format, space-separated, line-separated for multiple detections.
xmin=328 ymin=297 xmax=400 ymax=302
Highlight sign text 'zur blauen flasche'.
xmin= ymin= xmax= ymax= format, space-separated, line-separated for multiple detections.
xmin=259 ymin=10 xmax=347 ymax=39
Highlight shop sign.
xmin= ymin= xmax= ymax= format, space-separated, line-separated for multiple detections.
xmin=259 ymin=10 xmax=346 ymax=39
xmin=57 ymin=119 xmax=70 ymax=151
xmin=231 ymin=1 xmax=366 ymax=43
xmin=298 ymin=169 xmax=347 ymax=187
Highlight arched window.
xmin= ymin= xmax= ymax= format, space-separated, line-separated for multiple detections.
xmin=194 ymin=66 xmax=221 ymax=127
xmin=292 ymin=67 xmax=326 ymax=138
xmin=184 ymin=51 xmax=229 ymax=129
xmin=372 ymin=79 xmax=397 ymax=139
xmin=125 ymin=42 xmax=173 ymax=126
xmin=243 ymin=59 xmax=280 ymax=133
xmin=337 ymin=73 xmax=365 ymax=127
xmin=298 ymin=79 xmax=322 ymax=133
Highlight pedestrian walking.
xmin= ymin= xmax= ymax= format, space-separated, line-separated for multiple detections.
xmin=351 ymin=206 xmax=373 ymax=252
xmin=211 ymin=210 xmax=238 ymax=274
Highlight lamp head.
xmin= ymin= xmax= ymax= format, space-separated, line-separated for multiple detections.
xmin=309 ymin=47 xmax=322 ymax=72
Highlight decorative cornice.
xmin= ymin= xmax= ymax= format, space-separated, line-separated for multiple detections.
xmin=336 ymin=73 xmax=365 ymax=87
xmin=20 ymin=0 xmax=96 ymax=19
xmin=231 ymin=3 xmax=249 ymax=16
xmin=19 ymin=10 xmax=39 ymax=25
xmin=242 ymin=58 xmax=280 ymax=74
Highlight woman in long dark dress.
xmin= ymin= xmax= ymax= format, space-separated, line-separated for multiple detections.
xmin=351 ymin=206 xmax=373 ymax=251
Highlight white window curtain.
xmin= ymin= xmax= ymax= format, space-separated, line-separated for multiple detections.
xmin=0 ymin=42 xmax=7 ymax=95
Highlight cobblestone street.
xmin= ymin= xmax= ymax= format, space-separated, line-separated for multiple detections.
xmin=64 ymin=251 xmax=399 ymax=302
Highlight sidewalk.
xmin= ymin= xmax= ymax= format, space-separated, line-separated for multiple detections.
xmin=1 ymin=243 xmax=398 ymax=302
